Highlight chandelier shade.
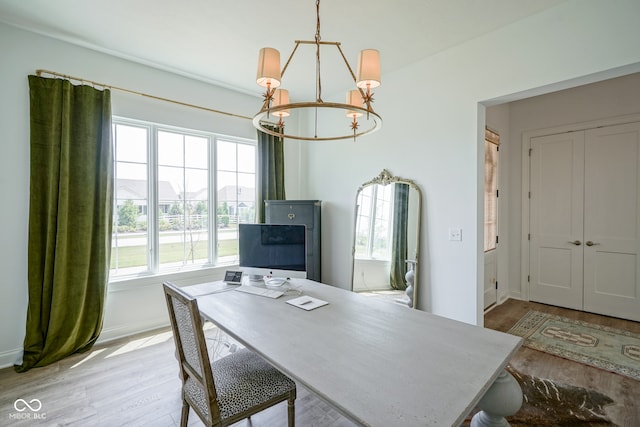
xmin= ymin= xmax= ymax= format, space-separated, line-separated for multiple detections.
xmin=346 ymin=90 xmax=364 ymax=118
xmin=356 ymin=49 xmax=381 ymax=89
xmin=253 ymin=0 xmax=382 ymax=142
xmin=272 ymin=89 xmax=290 ymax=118
xmin=256 ymin=47 xmax=281 ymax=89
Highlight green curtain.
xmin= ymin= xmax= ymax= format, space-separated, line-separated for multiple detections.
xmin=389 ymin=183 xmax=409 ymax=290
xmin=16 ymin=76 xmax=113 ymax=372
xmin=256 ymin=125 xmax=286 ymax=223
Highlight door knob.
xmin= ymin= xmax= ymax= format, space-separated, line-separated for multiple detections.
xmin=568 ymin=240 xmax=582 ymax=246
xmin=585 ymin=241 xmax=600 ymax=246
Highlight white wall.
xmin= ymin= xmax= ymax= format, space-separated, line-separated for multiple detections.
xmin=352 ymin=259 xmax=391 ymax=291
xmin=0 ymin=23 xmax=305 ymax=368
xmin=304 ymin=0 xmax=640 ymax=325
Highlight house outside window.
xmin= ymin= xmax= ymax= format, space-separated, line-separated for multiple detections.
xmin=110 ymin=118 xmax=256 ymax=277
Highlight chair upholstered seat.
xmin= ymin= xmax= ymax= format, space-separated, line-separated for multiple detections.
xmin=209 ymin=348 xmax=295 ymax=420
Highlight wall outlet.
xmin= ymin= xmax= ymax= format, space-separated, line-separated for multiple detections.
xmin=448 ymin=228 xmax=462 ymax=241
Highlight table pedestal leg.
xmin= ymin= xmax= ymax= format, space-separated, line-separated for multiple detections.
xmin=470 ymin=369 xmax=522 ymax=427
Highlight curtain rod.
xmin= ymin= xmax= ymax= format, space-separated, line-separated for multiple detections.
xmin=35 ymin=69 xmax=252 ymax=121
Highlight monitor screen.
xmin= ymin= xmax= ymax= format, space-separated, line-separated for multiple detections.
xmin=238 ymin=224 xmax=307 ymax=280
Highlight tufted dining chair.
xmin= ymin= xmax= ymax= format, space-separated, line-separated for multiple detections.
xmin=163 ymin=281 xmax=296 ymax=427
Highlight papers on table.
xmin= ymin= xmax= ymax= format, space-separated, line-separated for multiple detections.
xmin=286 ymin=296 xmax=328 ymax=311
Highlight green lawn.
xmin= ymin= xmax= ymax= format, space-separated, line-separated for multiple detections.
xmin=111 ymin=238 xmax=238 ymax=269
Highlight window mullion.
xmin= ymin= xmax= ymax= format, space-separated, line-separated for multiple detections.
xmin=148 ymin=125 xmax=159 ymax=273
xmin=182 ymin=136 xmax=187 ymax=265
xmin=367 ymin=186 xmax=378 ymax=258
xmin=209 ymin=136 xmax=217 ymax=265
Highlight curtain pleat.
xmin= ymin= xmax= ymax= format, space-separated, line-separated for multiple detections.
xmin=16 ymin=75 xmax=113 ymax=372
xmin=389 ymin=183 xmax=409 ymax=290
xmin=256 ymin=126 xmax=286 ymax=223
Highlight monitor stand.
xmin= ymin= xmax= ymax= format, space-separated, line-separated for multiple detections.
xmin=264 ymin=277 xmax=287 ymax=287
xmin=245 ymin=275 xmax=287 ymax=287
xmin=247 ymin=274 xmax=265 ymax=286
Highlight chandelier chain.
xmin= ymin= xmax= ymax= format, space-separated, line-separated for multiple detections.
xmin=315 ymin=0 xmax=323 ymax=104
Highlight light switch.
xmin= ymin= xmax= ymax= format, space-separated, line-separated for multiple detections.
xmin=448 ymin=228 xmax=462 ymax=241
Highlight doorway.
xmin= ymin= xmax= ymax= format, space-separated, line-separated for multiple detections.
xmin=527 ymin=121 xmax=640 ymax=322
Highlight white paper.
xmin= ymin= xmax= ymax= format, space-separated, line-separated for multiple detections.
xmin=286 ymin=296 xmax=329 ymax=311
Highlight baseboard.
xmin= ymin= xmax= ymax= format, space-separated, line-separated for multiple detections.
xmin=0 ymin=348 xmax=21 ymax=370
xmin=0 ymin=319 xmax=170 ymax=370
xmin=97 ymin=317 xmax=169 ymax=344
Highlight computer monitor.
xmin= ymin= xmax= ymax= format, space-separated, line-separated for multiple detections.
xmin=238 ymin=223 xmax=307 ymax=284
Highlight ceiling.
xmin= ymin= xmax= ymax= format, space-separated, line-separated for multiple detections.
xmin=0 ymin=0 xmax=566 ymax=100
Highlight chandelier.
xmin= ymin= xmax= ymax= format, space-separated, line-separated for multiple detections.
xmin=253 ymin=0 xmax=382 ymax=141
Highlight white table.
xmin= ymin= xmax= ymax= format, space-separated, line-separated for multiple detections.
xmin=184 ymin=279 xmax=522 ymax=427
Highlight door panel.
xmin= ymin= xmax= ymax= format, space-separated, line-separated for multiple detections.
xmin=529 ymin=132 xmax=584 ymax=310
xmin=583 ymin=122 xmax=640 ymax=321
xmin=484 ymin=249 xmax=497 ymax=309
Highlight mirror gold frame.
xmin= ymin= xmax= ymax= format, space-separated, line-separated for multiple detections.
xmin=350 ymin=169 xmax=422 ymax=308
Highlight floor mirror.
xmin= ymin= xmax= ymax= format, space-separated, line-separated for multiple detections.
xmin=350 ymin=169 xmax=421 ymax=308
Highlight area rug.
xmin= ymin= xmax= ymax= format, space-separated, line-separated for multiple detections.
xmin=463 ymin=366 xmax=615 ymax=426
xmin=508 ymin=310 xmax=640 ymax=381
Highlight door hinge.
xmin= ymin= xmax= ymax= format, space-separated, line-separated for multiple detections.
xmin=496 ymin=235 xmax=499 ymax=244
xmin=496 ymin=189 xmax=499 ymax=197
xmin=528 ymin=191 xmax=531 ymax=199
xmin=528 ymin=233 xmax=531 ymax=240
xmin=529 ymin=148 xmax=532 ymax=156
xmin=495 ymin=281 xmax=498 ymax=290
xmin=528 ymin=275 xmax=530 ymax=282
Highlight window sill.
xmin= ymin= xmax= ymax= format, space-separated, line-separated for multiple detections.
xmin=108 ymin=264 xmax=237 ymax=293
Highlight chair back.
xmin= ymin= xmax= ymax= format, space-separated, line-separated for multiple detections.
xmin=163 ymin=281 xmax=222 ymax=425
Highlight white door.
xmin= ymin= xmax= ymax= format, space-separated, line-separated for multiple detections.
xmin=583 ymin=123 xmax=640 ymax=321
xmin=529 ymin=122 xmax=640 ymax=322
xmin=484 ymin=251 xmax=497 ymax=308
xmin=483 ymin=133 xmax=499 ymax=309
xmin=529 ymin=132 xmax=585 ymax=310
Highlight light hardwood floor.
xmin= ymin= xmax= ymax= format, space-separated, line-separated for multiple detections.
xmin=1 ymin=300 xmax=638 ymax=426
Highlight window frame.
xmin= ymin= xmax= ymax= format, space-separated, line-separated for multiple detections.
xmin=110 ymin=116 xmax=257 ymax=280
xmin=354 ymin=183 xmax=394 ymax=261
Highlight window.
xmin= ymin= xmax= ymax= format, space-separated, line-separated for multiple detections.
xmin=111 ymin=118 xmax=256 ymax=277
xmin=484 ymin=128 xmax=499 ymax=252
xmin=354 ymin=184 xmax=393 ymax=259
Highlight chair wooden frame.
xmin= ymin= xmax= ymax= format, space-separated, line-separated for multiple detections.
xmin=163 ymin=281 xmax=296 ymax=427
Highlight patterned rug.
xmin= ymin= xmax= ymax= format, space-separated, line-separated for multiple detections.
xmin=463 ymin=366 xmax=615 ymax=426
xmin=508 ymin=310 xmax=640 ymax=381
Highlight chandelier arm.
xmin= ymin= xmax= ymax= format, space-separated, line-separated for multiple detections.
xmin=295 ymin=40 xmax=339 ymax=46
xmin=335 ymin=44 xmax=357 ymax=84
xmin=280 ymin=41 xmax=301 ymax=79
